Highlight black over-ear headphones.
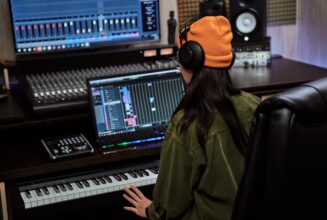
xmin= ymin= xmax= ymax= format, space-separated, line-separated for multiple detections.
xmin=178 ymin=18 xmax=236 ymax=70
xmin=178 ymin=20 xmax=205 ymax=70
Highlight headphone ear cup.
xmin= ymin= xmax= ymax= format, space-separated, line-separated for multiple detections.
xmin=178 ymin=41 xmax=205 ymax=70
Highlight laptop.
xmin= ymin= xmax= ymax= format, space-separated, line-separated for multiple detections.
xmin=87 ymin=68 xmax=185 ymax=154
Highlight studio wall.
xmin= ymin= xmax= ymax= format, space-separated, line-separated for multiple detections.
xmin=267 ymin=0 xmax=327 ymax=68
xmin=0 ymin=0 xmax=15 ymax=62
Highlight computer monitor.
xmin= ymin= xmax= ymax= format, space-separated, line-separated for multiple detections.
xmin=8 ymin=0 xmax=160 ymax=56
xmin=87 ymin=69 xmax=185 ymax=149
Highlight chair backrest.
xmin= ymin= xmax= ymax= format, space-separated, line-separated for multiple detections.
xmin=232 ymin=76 xmax=327 ymax=220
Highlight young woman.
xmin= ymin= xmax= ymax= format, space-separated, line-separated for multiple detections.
xmin=123 ymin=16 xmax=260 ymax=220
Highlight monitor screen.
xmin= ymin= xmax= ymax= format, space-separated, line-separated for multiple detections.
xmin=8 ymin=0 xmax=160 ymax=55
xmin=88 ymin=69 xmax=185 ymax=147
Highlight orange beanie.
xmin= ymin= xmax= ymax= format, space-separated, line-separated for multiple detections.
xmin=177 ymin=16 xmax=233 ymax=68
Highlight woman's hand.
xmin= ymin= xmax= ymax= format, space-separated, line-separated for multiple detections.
xmin=123 ymin=185 xmax=152 ymax=218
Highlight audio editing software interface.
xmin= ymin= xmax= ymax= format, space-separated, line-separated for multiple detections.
xmin=9 ymin=0 xmax=160 ymax=54
xmin=90 ymin=73 xmax=184 ymax=139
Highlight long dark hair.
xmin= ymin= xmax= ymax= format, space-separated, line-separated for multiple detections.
xmin=173 ymin=67 xmax=248 ymax=155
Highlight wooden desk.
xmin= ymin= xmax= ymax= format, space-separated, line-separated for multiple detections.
xmin=0 ymin=57 xmax=327 ymax=220
xmin=1 ymin=57 xmax=327 ymax=183
xmin=231 ymin=57 xmax=327 ymax=95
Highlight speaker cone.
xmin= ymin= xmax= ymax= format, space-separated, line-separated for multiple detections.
xmin=235 ymin=11 xmax=258 ymax=35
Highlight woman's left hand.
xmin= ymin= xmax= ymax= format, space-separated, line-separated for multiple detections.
xmin=123 ymin=185 xmax=152 ymax=218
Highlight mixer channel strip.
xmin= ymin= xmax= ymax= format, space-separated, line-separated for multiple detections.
xmin=24 ymin=59 xmax=178 ymax=114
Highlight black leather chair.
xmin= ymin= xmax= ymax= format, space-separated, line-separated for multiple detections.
xmin=232 ymin=76 xmax=327 ymax=220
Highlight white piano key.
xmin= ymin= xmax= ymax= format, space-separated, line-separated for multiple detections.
xmin=75 ymin=182 xmax=87 ymax=198
xmin=28 ymin=190 xmax=38 ymax=208
xmin=40 ymin=188 xmax=51 ymax=205
xmin=59 ymin=185 xmax=69 ymax=201
xmin=96 ymin=179 xmax=110 ymax=194
xmin=64 ymin=184 xmax=76 ymax=201
xmin=52 ymin=186 xmax=64 ymax=203
xmin=83 ymin=181 xmax=92 ymax=197
xmin=108 ymin=176 xmax=121 ymax=191
xmin=87 ymin=180 xmax=100 ymax=196
xmin=20 ymin=167 xmax=159 ymax=209
xmin=67 ymin=190 xmax=75 ymax=200
xmin=70 ymin=183 xmax=81 ymax=199
xmin=20 ymin=192 xmax=32 ymax=209
xmin=96 ymin=186 xmax=103 ymax=195
xmin=47 ymin=187 xmax=59 ymax=204
xmin=102 ymin=184 xmax=109 ymax=193
xmin=93 ymin=180 xmax=104 ymax=195
xmin=30 ymin=190 xmax=44 ymax=207
xmin=124 ymin=173 xmax=138 ymax=188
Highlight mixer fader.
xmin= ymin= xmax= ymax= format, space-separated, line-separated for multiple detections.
xmin=23 ymin=59 xmax=179 ymax=115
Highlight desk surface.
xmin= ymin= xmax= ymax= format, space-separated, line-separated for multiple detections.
xmin=1 ymin=57 xmax=327 ymax=182
xmin=231 ymin=57 xmax=327 ymax=94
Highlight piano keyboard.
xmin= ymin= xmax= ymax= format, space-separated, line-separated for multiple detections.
xmin=19 ymin=166 xmax=158 ymax=209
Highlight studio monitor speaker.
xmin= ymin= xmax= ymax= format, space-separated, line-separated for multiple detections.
xmin=229 ymin=0 xmax=267 ymax=43
xmin=200 ymin=0 xmax=226 ymax=17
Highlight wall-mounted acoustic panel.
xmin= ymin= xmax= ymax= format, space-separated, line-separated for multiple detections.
xmin=177 ymin=0 xmax=200 ymax=30
xmin=267 ymin=0 xmax=297 ymax=25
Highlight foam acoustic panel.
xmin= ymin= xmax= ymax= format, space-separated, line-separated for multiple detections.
xmin=267 ymin=0 xmax=297 ymax=25
xmin=177 ymin=0 xmax=200 ymax=29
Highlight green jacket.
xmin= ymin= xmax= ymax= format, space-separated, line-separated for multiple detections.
xmin=147 ymin=91 xmax=260 ymax=220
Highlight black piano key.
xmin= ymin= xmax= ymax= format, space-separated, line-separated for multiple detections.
xmin=92 ymin=178 xmax=100 ymax=185
xmin=42 ymin=187 xmax=50 ymax=195
xmin=36 ymin=189 xmax=43 ymax=197
xmin=119 ymin=173 xmax=128 ymax=180
xmin=76 ymin=181 xmax=84 ymax=188
xmin=149 ymin=168 xmax=157 ymax=174
xmin=53 ymin=185 xmax=60 ymax=193
xmin=135 ymin=171 xmax=143 ymax=177
xmin=82 ymin=180 xmax=90 ymax=187
xmin=113 ymin=175 xmax=122 ymax=181
xmin=140 ymin=169 xmax=149 ymax=176
xmin=25 ymin=191 xmax=32 ymax=198
xmin=103 ymin=176 xmax=112 ymax=183
xmin=128 ymin=172 xmax=138 ymax=178
xmin=66 ymin=183 xmax=73 ymax=190
xmin=59 ymin=184 xmax=67 ymax=192
xmin=98 ymin=177 xmax=106 ymax=184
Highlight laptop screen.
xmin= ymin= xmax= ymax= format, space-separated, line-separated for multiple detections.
xmin=87 ymin=69 xmax=185 ymax=150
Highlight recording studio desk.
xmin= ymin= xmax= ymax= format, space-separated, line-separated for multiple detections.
xmin=230 ymin=57 xmax=327 ymax=95
xmin=2 ymin=57 xmax=327 ymax=180
xmin=1 ymin=57 xmax=327 ymax=220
